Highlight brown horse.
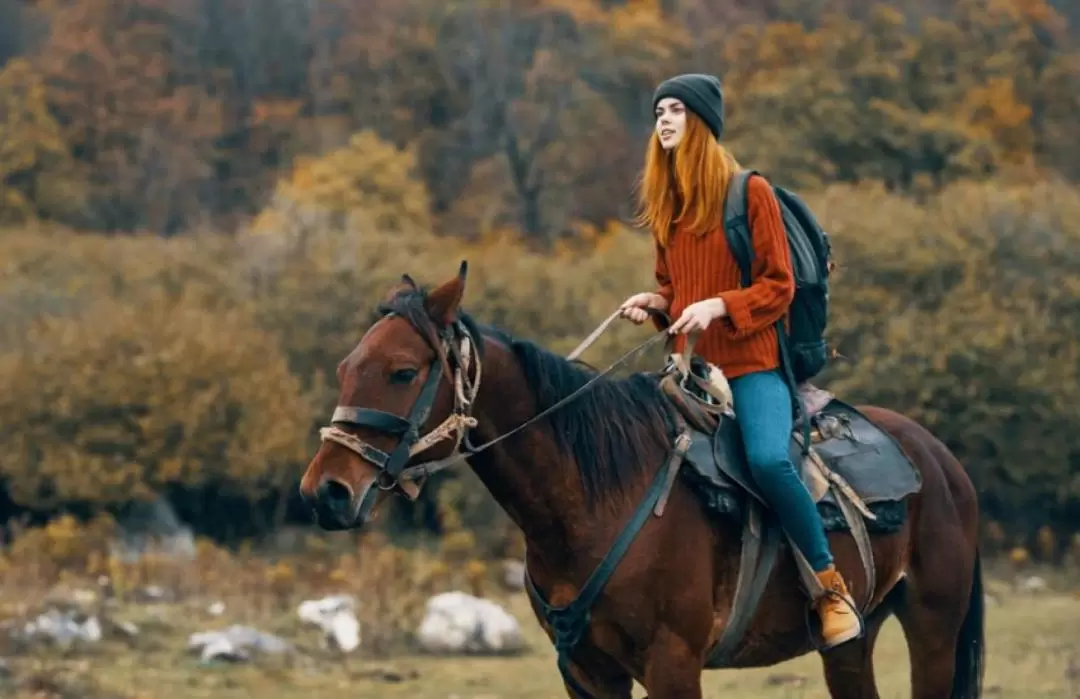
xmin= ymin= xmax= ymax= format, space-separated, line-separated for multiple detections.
xmin=298 ymin=262 xmax=984 ymax=699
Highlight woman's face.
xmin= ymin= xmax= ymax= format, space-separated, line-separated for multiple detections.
xmin=654 ymin=97 xmax=686 ymax=151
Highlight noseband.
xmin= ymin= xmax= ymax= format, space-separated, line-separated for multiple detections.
xmin=317 ymin=318 xmax=481 ymax=497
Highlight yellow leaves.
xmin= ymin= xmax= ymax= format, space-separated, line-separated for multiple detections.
xmin=1009 ymin=546 xmax=1031 ymax=568
xmin=0 ymin=59 xmax=66 ymax=156
xmin=466 ymin=559 xmax=488 ymax=598
xmin=0 ymin=188 xmax=33 ymax=221
xmin=251 ymin=129 xmax=432 ymax=240
xmin=720 ymin=21 xmax=821 ymax=88
xmin=265 ymin=560 xmax=298 ymax=598
xmin=0 ymin=58 xmax=87 ymax=224
xmin=758 ymin=22 xmax=819 ymax=68
xmin=4 ymin=513 xmax=117 ymax=578
xmin=0 ymin=236 xmax=313 ymax=508
xmin=439 ymin=531 xmax=477 ymax=564
xmin=250 ymin=99 xmax=304 ymax=129
xmin=958 ymin=77 xmax=1034 ymax=163
xmin=39 ymin=515 xmax=82 ymax=562
xmin=595 ymin=0 xmax=687 ymax=65
xmin=713 ymin=1 xmax=1077 ymax=189
xmin=574 ymin=219 xmax=627 ymax=254
xmin=538 ymin=0 xmax=607 ymax=25
xmin=980 ymin=0 xmax=1066 ymax=32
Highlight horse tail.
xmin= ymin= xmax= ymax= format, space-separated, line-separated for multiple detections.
xmin=951 ymin=548 xmax=985 ymax=699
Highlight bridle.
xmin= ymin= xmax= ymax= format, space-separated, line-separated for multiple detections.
xmin=317 ymin=316 xmax=482 ymax=498
xmin=316 ymin=307 xmax=674 ymax=498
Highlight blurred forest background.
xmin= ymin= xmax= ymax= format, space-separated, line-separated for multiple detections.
xmin=2 ymin=0 xmax=1079 ymax=563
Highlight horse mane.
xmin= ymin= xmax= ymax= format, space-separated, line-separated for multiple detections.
xmin=504 ymin=334 xmax=675 ymax=505
xmin=377 ymin=287 xmax=675 ymax=506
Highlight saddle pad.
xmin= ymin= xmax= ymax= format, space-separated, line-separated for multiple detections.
xmin=799 ymin=399 xmax=923 ymax=504
xmin=684 ymin=399 xmax=922 ymax=511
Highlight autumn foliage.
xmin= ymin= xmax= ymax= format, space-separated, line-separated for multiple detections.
xmin=3 ymin=174 xmax=1079 ymax=550
xmin=1 ymin=0 xmax=1079 ymax=553
xmin=0 ymin=0 xmax=1077 ymax=238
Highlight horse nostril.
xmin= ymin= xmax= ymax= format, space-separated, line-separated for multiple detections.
xmin=317 ymin=477 xmax=354 ymax=507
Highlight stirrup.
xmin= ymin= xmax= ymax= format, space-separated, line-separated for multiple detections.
xmin=802 ymin=592 xmax=865 ymax=653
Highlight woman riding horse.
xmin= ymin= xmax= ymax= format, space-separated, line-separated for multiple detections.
xmin=618 ymin=72 xmax=862 ymax=650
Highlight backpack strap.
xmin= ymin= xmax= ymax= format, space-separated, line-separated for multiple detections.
xmin=722 ymin=169 xmax=812 ymax=452
xmin=722 ymin=168 xmax=760 ymax=289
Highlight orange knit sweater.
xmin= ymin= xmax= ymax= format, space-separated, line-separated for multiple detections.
xmin=653 ymin=173 xmax=795 ymax=379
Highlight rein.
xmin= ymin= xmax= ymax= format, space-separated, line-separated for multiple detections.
xmin=318 ymin=307 xmax=676 ymax=491
xmin=399 ymin=309 xmax=673 ymax=479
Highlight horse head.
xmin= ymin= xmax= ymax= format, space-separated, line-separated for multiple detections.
xmin=298 ymin=261 xmax=480 ymax=530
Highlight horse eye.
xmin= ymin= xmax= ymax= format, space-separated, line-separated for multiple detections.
xmin=389 ymin=368 xmax=419 ymax=385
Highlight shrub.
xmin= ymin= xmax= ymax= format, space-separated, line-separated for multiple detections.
xmin=0 ymin=287 xmax=313 ymax=508
xmin=3 ymin=175 xmax=1078 ymax=545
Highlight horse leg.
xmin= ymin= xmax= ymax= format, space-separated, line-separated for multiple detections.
xmin=895 ymin=551 xmax=984 ymax=699
xmin=852 ymin=405 xmax=985 ymax=699
xmin=894 ymin=460 xmax=985 ymax=699
xmin=641 ymin=627 xmax=703 ymax=699
xmin=819 ymin=585 xmax=901 ymax=699
xmin=896 ymin=594 xmax=967 ymax=699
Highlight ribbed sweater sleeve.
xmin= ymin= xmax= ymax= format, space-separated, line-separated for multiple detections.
xmin=716 ymin=175 xmax=795 ymax=339
xmin=653 ymin=239 xmax=674 ymax=307
xmin=648 ymin=239 xmax=674 ymax=331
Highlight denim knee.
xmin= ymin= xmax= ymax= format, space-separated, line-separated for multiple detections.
xmin=742 ymin=434 xmax=792 ymax=473
xmin=746 ymin=455 xmax=797 ymax=488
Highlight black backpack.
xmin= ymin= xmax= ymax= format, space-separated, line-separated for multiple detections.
xmin=721 ymin=169 xmax=833 ymax=388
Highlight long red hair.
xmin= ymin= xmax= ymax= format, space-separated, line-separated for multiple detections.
xmin=635 ymin=112 xmax=741 ymax=247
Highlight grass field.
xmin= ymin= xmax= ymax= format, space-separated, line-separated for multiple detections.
xmin=3 ymin=577 xmax=1078 ymax=699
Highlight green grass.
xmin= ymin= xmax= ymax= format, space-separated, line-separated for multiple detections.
xmin=3 ymin=584 xmax=1078 ymax=698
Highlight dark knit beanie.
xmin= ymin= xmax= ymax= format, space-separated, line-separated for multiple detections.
xmin=652 ymin=73 xmax=725 ymax=140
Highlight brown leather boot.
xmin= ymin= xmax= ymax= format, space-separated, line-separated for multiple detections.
xmin=814 ymin=564 xmax=863 ymax=650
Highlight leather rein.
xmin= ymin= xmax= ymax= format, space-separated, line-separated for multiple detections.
xmin=317 ymin=307 xmax=675 ymax=495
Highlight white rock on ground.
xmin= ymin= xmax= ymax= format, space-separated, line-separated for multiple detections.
xmin=19 ymin=609 xmax=102 ymax=647
xmin=1018 ymin=575 xmax=1048 ymax=594
xmin=187 ymin=624 xmax=292 ymax=663
xmin=297 ymin=594 xmax=361 ymax=653
xmin=500 ymin=559 xmax=525 ymax=591
xmin=415 ymin=591 xmax=525 ymax=655
xmin=110 ymin=496 xmax=196 ymax=562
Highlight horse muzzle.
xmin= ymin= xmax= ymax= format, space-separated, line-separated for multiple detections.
xmin=306 ymin=476 xmax=380 ymax=530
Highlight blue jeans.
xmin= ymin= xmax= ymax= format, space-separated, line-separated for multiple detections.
xmin=729 ymin=369 xmax=834 ymax=572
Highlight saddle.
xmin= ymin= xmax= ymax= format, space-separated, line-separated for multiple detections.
xmin=655 ymin=354 xmax=923 ymax=667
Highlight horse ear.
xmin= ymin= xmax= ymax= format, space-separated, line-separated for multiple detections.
xmin=379 ymin=275 xmax=419 ymax=307
xmin=424 ymin=260 xmax=468 ymax=326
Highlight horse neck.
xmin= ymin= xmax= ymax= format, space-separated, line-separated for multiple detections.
xmin=461 ymin=336 xmax=663 ymax=572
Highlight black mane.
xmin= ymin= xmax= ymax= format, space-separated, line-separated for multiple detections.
xmin=378 ymin=286 xmax=675 ymax=505
xmin=506 ymin=332 xmax=675 ymax=504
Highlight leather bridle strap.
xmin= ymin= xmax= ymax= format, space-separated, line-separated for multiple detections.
xmin=327 ymin=337 xmax=446 ymax=483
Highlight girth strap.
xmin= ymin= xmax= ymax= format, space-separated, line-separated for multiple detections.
xmin=524 ymin=427 xmax=691 ymax=698
xmin=704 ymin=501 xmax=781 ymax=667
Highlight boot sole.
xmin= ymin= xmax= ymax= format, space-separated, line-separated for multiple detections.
xmin=819 ymin=623 xmax=864 ymax=651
